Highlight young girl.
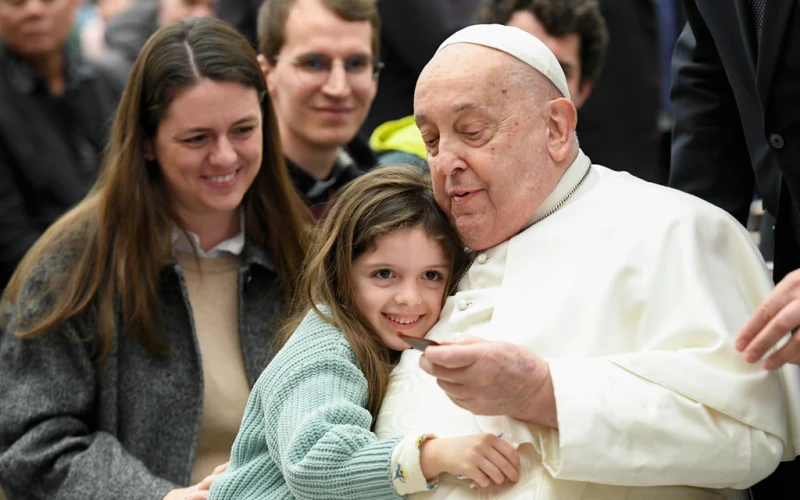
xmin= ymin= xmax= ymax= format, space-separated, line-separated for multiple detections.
xmin=209 ymin=166 xmax=520 ymax=499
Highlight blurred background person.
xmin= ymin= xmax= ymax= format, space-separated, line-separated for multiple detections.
xmin=74 ymin=0 xmax=135 ymax=60
xmin=574 ymin=0 xmax=682 ymax=184
xmin=257 ymin=0 xmax=380 ymax=216
xmin=0 ymin=18 xmax=310 ymax=500
xmin=96 ymin=0 xmax=214 ymax=82
xmin=476 ymin=0 xmax=607 ymax=112
xmin=0 ymin=0 xmax=123 ymax=291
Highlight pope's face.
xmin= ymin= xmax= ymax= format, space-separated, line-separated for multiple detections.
xmin=415 ymin=45 xmax=558 ymax=251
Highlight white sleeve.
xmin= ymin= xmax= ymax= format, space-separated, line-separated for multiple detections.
xmin=389 ymin=433 xmax=439 ymax=495
xmin=506 ymin=209 xmax=797 ymax=488
xmin=538 ymin=358 xmax=784 ymax=488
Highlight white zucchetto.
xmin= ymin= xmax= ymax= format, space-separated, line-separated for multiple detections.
xmin=436 ymin=24 xmax=571 ymax=100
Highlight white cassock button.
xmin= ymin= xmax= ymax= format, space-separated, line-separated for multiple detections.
xmin=476 ymin=253 xmax=488 ymax=264
xmin=457 ymin=300 xmax=468 ymax=311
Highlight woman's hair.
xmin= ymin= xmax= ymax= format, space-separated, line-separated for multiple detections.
xmin=1 ymin=18 xmax=311 ymax=365
xmin=277 ymin=166 xmax=467 ymax=420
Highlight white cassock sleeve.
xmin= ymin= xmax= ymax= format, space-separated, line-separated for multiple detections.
xmin=507 ymin=212 xmax=800 ymax=489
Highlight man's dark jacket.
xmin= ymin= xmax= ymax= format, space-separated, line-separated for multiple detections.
xmin=669 ymin=0 xmax=800 ymax=282
xmin=0 ymin=44 xmax=122 ymax=289
xmin=669 ymin=2 xmax=800 ymax=495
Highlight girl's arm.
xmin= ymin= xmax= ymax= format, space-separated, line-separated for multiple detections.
xmin=212 ymin=311 xmax=408 ymax=500
xmin=265 ymin=339 xmax=403 ymax=500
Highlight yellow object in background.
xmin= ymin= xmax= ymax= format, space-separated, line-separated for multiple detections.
xmin=369 ymin=115 xmax=428 ymax=160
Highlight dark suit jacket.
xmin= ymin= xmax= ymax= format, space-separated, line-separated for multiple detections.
xmin=669 ymin=2 xmax=800 ymax=497
xmin=0 ymin=45 xmax=122 ymax=290
xmin=669 ymin=0 xmax=800 ymax=280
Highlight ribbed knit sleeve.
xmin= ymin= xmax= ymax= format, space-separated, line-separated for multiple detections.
xmin=209 ymin=309 xmax=403 ymax=500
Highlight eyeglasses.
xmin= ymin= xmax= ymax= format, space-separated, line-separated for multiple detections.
xmin=274 ymin=53 xmax=384 ymax=88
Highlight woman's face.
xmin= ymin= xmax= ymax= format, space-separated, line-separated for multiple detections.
xmin=151 ymin=78 xmax=263 ymax=227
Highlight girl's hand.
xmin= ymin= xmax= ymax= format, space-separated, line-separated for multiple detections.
xmin=168 ymin=461 xmax=230 ymax=500
xmin=195 ymin=461 xmax=229 ymax=492
xmin=420 ymin=434 xmax=520 ymax=488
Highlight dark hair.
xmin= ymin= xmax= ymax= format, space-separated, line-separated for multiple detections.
xmin=277 ymin=166 xmax=467 ymax=420
xmin=2 ymin=18 xmax=311 ymax=365
xmin=258 ymin=0 xmax=380 ymax=62
xmin=476 ymin=0 xmax=608 ymax=83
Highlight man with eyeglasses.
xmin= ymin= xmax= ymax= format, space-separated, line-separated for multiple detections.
xmin=257 ymin=0 xmax=380 ymax=216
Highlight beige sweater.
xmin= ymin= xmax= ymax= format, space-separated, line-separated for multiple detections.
xmin=175 ymin=252 xmax=251 ymax=485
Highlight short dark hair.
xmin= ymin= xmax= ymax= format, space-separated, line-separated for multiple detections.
xmin=258 ymin=0 xmax=380 ymax=62
xmin=476 ymin=0 xmax=608 ymax=83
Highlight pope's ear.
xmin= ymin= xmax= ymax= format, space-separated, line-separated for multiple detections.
xmin=546 ymin=98 xmax=578 ymax=162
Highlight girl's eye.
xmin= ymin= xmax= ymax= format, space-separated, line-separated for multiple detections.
xmin=423 ymin=271 xmax=443 ymax=281
xmin=374 ymin=269 xmax=393 ymax=279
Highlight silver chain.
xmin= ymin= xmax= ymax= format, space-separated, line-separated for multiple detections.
xmin=529 ymin=164 xmax=592 ymax=226
xmin=448 ymin=165 xmax=592 ymax=296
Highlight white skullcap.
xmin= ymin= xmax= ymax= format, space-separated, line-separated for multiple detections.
xmin=436 ymin=24 xmax=570 ymax=101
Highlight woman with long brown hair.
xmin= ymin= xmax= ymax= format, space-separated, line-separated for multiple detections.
xmin=0 ymin=18 xmax=310 ymax=500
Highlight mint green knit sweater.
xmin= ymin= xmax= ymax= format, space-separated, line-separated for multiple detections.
xmin=208 ymin=308 xmax=403 ymax=500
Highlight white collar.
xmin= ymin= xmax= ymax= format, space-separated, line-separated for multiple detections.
xmin=525 ymin=149 xmax=591 ymax=228
xmin=172 ymin=210 xmax=246 ymax=258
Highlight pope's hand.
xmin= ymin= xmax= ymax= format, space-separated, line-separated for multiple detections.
xmin=419 ymin=337 xmax=558 ymax=428
xmin=736 ymin=269 xmax=800 ymax=370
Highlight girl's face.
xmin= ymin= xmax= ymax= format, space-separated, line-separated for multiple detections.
xmin=351 ymin=225 xmax=451 ymax=351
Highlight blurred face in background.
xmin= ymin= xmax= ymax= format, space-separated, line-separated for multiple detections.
xmin=0 ymin=0 xmax=80 ymax=59
xmin=157 ymin=0 xmax=214 ymax=27
xmin=507 ymin=9 xmax=591 ymax=108
xmin=261 ymin=0 xmax=378 ymax=155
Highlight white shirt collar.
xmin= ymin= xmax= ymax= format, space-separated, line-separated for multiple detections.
xmin=525 ymin=149 xmax=591 ymax=228
xmin=172 ymin=210 xmax=246 ymax=258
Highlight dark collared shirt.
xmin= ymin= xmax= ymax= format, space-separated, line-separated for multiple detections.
xmin=0 ymin=43 xmax=123 ymax=289
xmin=285 ymin=136 xmax=376 ymax=218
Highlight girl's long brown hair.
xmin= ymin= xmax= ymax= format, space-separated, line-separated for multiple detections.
xmin=277 ymin=166 xmax=467 ymax=419
xmin=1 ymin=18 xmax=311 ymax=365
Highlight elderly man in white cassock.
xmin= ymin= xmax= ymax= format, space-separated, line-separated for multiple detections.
xmin=374 ymin=24 xmax=800 ymax=500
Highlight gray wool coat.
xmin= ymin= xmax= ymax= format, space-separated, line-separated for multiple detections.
xmin=0 ymin=241 xmax=284 ymax=500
